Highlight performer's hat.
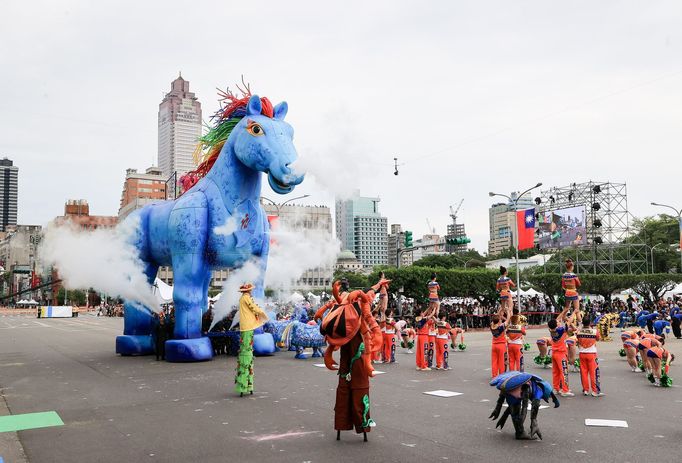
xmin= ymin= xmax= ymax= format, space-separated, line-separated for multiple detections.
xmin=238 ymin=283 xmax=255 ymax=292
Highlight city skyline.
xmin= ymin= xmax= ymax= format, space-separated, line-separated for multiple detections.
xmin=4 ymin=1 xmax=682 ymax=253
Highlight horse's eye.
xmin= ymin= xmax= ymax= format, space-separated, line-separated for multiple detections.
xmin=247 ymin=122 xmax=264 ymax=136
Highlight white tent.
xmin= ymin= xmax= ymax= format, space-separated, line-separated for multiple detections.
xmin=153 ymin=278 xmax=174 ymax=303
xmin=520 ymin=288 xmax=544 ymax=297
xmin=663 ymin=282 xmax=682 ymax=299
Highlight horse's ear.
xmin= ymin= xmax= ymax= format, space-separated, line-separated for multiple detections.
xmin=273 ymin=101 xmax=288 ymax=120
xmin=246 ymin=94 xmax=262 ymax=116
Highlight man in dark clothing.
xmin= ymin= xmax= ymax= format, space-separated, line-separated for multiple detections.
xmin=152 ymin=311 xmax=168 ymax=361
xmin=202 ymin=304 xmax=214 ymax=333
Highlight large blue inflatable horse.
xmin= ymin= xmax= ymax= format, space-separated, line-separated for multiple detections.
xmin=116 ymin=93 xmax=304 ymax=361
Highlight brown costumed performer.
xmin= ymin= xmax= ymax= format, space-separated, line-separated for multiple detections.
xmin=315 ymin=279 xmax=385 ymax=442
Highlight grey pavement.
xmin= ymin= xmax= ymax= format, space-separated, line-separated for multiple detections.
xmin=1 ymin=315 xmax=681 ymax=462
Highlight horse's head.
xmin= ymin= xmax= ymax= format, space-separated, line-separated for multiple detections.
xmin=230 ymin=95 xmax=304 ymax=194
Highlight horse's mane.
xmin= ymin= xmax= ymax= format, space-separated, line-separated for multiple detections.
xmin=178 ymin=79 xmax=274 ymax=194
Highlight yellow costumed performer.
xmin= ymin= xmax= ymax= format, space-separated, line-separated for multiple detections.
xmin=235 ymin=283 xmax=268 ymax=396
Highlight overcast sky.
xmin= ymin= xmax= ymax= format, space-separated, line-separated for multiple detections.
xmin=2 ymin=1 xmax=681 ymax=253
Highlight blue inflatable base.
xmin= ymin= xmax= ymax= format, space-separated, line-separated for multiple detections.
xmin=253 ymin=333 xmax=276 ymax=356
xmin=165 ymin=337 xmax=213 ymax=362
xmin=116 ymin=335 xmax=154 ymax=356
xmin=294 ymin=351 xmax=308 ymax=359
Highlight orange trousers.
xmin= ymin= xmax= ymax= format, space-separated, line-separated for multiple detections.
xmin=382 ymin=332 xmax=395 ymax=363
xmin=428 ymin=335 xmax=436 ymax=368
xmin=579 ymin=353 xmax=600 ymax=394
xmin=435 ymin=337 xmax=449 ymax=369
xmin=373 ymin=335 xmax=384 ymax=361
xmin=491 ymin=342 xmax=507 ymax=378
xmin=552 ymin=351 xmax=569 ymax=392
xmin=508 ymin=343 xmax=524 ymax=371
xmin=416 ymin=334 xmax=429 ymax=369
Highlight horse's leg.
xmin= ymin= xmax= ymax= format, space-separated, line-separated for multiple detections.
xmin=162 ymin=196 xmax=213 ymax=361
xmin=115 ymin=261 xmax=158 ymax=356
xmin=252 ymin=217 xmax=269 ymax=301
xmin=164 ymin=252 xmax=213 ymax=362
xmin=201 ymin=271 xmax=211 ymax=316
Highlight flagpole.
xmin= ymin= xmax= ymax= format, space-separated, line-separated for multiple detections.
xmin=490 ymin=182 xmax=542 ymax=314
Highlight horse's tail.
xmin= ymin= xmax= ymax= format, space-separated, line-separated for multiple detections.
xmin=281 ymin=321 xmax=296 ymax=348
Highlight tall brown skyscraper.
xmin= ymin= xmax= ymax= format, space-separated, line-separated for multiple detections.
xmin=157 ymin=74 xmax=202 ymax=179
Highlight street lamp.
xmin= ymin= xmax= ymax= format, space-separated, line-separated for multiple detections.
xmin=650 ymin=243 xmax=663 ymax=274
xmin=489 ymin=182 xmax=543 ymax=312
xmin=261 ymin=194 xmax=311 ymax=216
xmin=651 ymin=202 xmax=682 ymax=273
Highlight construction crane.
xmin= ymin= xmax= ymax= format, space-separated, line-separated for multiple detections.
xmin=425 ymin=218 xmax=436 ymax=234
xmin=449 ymin=199 xmax=464 ymax=224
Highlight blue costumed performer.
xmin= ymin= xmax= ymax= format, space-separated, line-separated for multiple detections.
xmin=489 ymin=371 xmax=559 ymax=440
xmin=235 ymin=283 xmax=268 ymax=396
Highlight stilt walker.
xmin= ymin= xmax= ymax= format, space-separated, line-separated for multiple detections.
xmin=235 ymin=283 xmax=268 ymax=396
xmin=317 ymin=280 xmax=386 ymax=442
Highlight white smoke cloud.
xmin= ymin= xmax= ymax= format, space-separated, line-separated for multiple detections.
xmin=214 ymin=216 xmax=238 ymax=236
xmin=210 ymin=220 xmax=340 ymax=329
xmin=266 ymin=226 xmax=340 ymax=289
xmin=290 ymin=108 xmax=378 ymax=200
xmin=39 ymin=217 xmax=159 ymax=312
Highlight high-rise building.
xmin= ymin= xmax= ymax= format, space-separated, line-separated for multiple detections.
xmin=0 ymin=158 xmax=18 ymax=232
xmin=118 ymin=167 xmax=168 ymax=220
xmin=157 ymin=74 xmax=202 ymax=179
xmin=0 ymin=225 xmax=42 ymax=301
xmin=262 ymin=203 xmax=334 ymax=289
xmin=335 ymin=191 xmax=388 ymax=269
xmin=487 ymin=192 xmax=534 ymax=255
xmin=407 ymin=234 xmax=447 ymax=263
xmin=387 ymin=224 xmax=407 ymax=267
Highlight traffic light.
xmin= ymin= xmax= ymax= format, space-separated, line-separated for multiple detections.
xmin=446 ymin=236 xmax=471 ymax=245
xmin=404 ymin=231 xmax=413 ymax=248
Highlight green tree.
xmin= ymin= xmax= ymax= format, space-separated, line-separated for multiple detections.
xmin=628 ymin=214 xmax=681 ymax=273
xmin=413 ymin=251 xmax=486 ymax=269
xmin=488 ymin=246 xmax=537 ymax=260
xmin=332 ymin=270 xmax=369 ymax=290
xmin=580 ymin=274 xmax=639 ymax=301
xmin=631 ymin=274 xmax=682 ymax=302
xmin=367 ymin=266 xmax=499 ymax=302
xmin=57 ymin=288 xmax=86 ymax=306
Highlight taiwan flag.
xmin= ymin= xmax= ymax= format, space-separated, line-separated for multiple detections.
xmin=516 ymin=208 xmax=536 ymax=250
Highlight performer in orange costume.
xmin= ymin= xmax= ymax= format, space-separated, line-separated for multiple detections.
xmin=374 ymin=312 xmax=386 ymax=362
xmin=547 ymin=306 xmax=576 ymax=396
xmin=637 ymin=335 xmax=662 ymax=375
xmin=647 ymin=346 xmax=675 ymax=386
xmin=415 ymin=306 xmax=436 ymax=371
xmin=377 ymin=272 xmax=390 ymax=316
xmin=450 ymin=326 xmax=465 ymax=350
xmin=621 ymin=329 xmax=644 ymax=372
xmin=382 ymin=317 xmax=397 ymax=363
xmin=427 ymin=273 xmax=441 ymax=313
xmin=562 ymin=259 xmax=581 ymax=313
xmin=507 ymin=313 xmax=526 ymax=372
xmin=428 ymin=316 xmax=437 ymax=368
xmin=315 ymin=279 xmax=386 ymax=442
xmin=490 ymin=303 xmax=510 ymax=378
xmin=496 ymin=266 xmax=516 ymax=314
xmin=435 ymin=314 xmax=452 ymax=370
xmin=566 ymin=335 xmax=578 ymax=372
xmin=575 ymin=311 xmax=603 ymax=396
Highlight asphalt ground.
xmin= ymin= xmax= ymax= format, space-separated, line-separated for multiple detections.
xmin=1 ymin=315 xmax=681 ymax=462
